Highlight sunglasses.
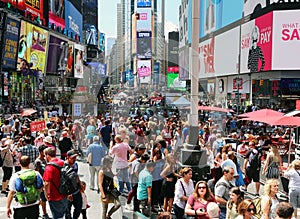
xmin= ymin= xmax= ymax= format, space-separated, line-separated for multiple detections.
xmin=198 ymin=186 xmax=206 ymax=189
xmin=247 ymin=208 xmax=256 ymax=213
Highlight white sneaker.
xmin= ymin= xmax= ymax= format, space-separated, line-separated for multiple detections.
xmin=125 ymin=203 xmax=133 ymax=210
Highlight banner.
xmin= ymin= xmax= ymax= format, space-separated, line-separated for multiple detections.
xmin=137 ymin=60 xmax=151 ymax=77
xmin=46 ymin=34 xmax=68 ymax=74
xmin=49 ymin=0 xmax=66 ymax=29
xmin=2 ymin=16 xmax=20 ymax=70
xmin=74 ymin=44 xmax=84 ymax=78
xmin=17 ymin=21 xmax=49 ymax=74
xmin=30 ymin=120 xmax=46 ymax=132
xmin=137 ymin=31 xmax=152 ymax=59
xmin=65 ymin=0 xmax=83 ymax=41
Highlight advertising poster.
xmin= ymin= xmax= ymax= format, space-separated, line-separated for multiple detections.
xmin=187 ymin=0 xmax=243 ymax=42
xmin=167 ymin=73 xmax=186 ymax=89
xmin=137 ymin=60 xmax=151 ymax=77
xmin=74 ymin=44 xmax=84 ymax=78
xmin=17 ymin=21 xmax=49 ymax=74
xmin=66 ymin=43 xmax=74 ymax=77
xmin=49 ymin=0 xmax=65 ymax=29
xmin=99 ymin=32 xmax=105 ymax=52
xmin=199 ymin=37 xmax=215 ymax=75
xmin=1 ymin=0 xmax=44 ymax=21
xmin=136 ymin=8 xmax=151 ymax=31
xmin=240 ymin=12 xmax=273 ymax=73
xmin=85 ymin=24 xmax=98 ymax=45
xmin=2 ymin=16 xmax=20 ymax=70
xmin=207 ymin=82 xmax=215 ymax=95
xmin=137 ymin=0 xmax=151 ymax=7
xmin=30 ymin=120 xmax=46 ymax=133
xmin=65 ymin=0 xmax=83 ymax=42
xmin=272 ymin=10 xmax=300 ymax=70
xmin=46 ymin=34 xmax=68 ymax=74
xmin=137 ymin=31 xmax=152 ymax=59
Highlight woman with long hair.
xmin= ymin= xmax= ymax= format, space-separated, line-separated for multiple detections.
xmin=185 ymin=181 xmax=216 ymax=219
xmin=173 ymin=167 xmax=194 ymax=219
xmin=226 ymin=187 xmax=244 ymax=219
xmin=261 ymin=179 xmax=280 ymax=219
xmin=262 ymin=145 xmax=282 ymax=180
xmin=86 ymin=119 xmax=97 ymax=145
xmin=160 ymin=154 xmax=180 ymax=212
xmin=98 ymin=156 xmax=121 ymax=219
xmin=284 ymin=159 xmax=300 ymax=218
xmin=235 ymin=199 xmax=258 ymax=219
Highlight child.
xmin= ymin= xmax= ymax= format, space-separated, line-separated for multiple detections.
xmin=81 ymin=181 xmax=90 ymax=219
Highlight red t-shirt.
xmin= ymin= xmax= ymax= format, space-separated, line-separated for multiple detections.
xmin=43 ymin=158 xmax=67 ymax=201
xmin=187 ymin=195 xmax=217 ymax=219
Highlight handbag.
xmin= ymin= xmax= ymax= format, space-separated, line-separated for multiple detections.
xmin=87 ymin=153 xmax=92 ymax=164
xmin=109 ymin=187 xmax=121 ymax=199
xmin=0 ymin=152 xmax=7 ymax=167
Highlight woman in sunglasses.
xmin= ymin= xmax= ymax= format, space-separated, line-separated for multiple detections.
xmin=185 ymin=181 xmax=216 ymax=219
xmin=236 ymin=199 xmax=258 ymax=219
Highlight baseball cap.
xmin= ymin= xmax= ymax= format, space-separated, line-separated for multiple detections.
xmin=67 ymin=150 xmax=78 ymax=158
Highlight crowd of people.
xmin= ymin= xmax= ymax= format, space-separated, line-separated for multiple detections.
xmin=0 ymin=108 xmax=299 ymax=219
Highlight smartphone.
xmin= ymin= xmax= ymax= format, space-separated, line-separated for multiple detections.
xmin=199 ymin=208 xmax=205 ymax=213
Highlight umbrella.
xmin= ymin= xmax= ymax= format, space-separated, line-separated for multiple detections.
xmin=285 ymin=110 xmax=300 ymax=117
xmin=238 ymin=109 xmax=284 ymax=118
xmin=268 ymin=116 xmax=300 ymax=126
xmin=21 ymin=108 xmax=37 ymax=117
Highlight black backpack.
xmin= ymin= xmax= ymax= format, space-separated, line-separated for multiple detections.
xmin=249 ymin=150 xmax=261 ymax=170
xmin=48 ymin=162 xmax=80 ymax=195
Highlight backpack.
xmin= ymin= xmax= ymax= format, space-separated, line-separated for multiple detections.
xmin=48 ymin=162 xmax=80 ymax=195
xmin=252 ymin=195 xmax=271 ymax=219
xmin=249 ymin=150 xmax=261 ymax=170
xmin=15 ymin=169 xmax=43 ymax=205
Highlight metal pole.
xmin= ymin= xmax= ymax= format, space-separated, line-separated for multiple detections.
xmin=188 ymin=0 xmax=200 ymax=145
xmin=237 ymin=14 xmax=243 ymax=115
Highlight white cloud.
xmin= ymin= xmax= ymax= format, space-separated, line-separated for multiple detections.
xmin=165 ymin=21 xmax=178 ymax=39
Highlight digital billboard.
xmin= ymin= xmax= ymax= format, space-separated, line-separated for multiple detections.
xmin=46 ymin=34 xmax=68 ymax=74
xmin=167 ymin=73 xmax=186 ymax=89
xmin=2 ymin=16 xmax=20 ymax=70
xmin=17 ymin=21 xmax=49 ymax=74
xmin=137 ymin=0 xmax=151 ymax=7
xmin=85 ymin=24 xmax=98 ymax=45
xmin=49 ymin=0 xmax=66 ymax=29
xmin=272 ymin=10 xmax=300 ymax=70
xmin=137 ymin=60 xmax=151 ymax=77
xmin=65 ymin=0 xmax=83 ymax=42
xmin=240 ymin=12 xmax=273 ymax=73
xmin=74 ymin=44 xmax=84 ymax=78
xmin=89 ymin=62 xmax=107 ymax=77
xmin=137 ymin=31 xmax=152 ymax=59
xmin=136 ymin=8 xmax=152 ymax=31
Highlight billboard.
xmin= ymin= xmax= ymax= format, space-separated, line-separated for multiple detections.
xmin=46 ymin=34 xmax=68 ymax=74
xmin=85 ymin=24 xmax=98 ymax=45
xmin=167 ymin=73 xmax=186 ymax=89
xmin=179 ymin=0 xmax=190 ymax=48
xmin=137 ymin=60 xmax=151 ymax=77
xmin=154 ymin=62 xmax=160 ymax=85
xmin=272 ymin=10 xmax=300 ymax=70
xmin=136 ymin=8 xmax=152 ymax=31
xmin=99 ymin=32 xmax=105 ymax=52
xmin=66 ymin=43 xmax=74 ymax=77
xmin=2 ymin=16 xmax=20 ymax=70
xmin=137 ymin=0 xmax=151 ymax=7
xmin=137 ymin=31 xmax=152 ymax=59
xmin=65 ymin=0 xmax=83 ymax=42
xmin=49 ymin=0 xmax=66 ymax=29
xmin=17 ymin=21 xmax=49 ymax=74
xmin=89 ymin=62 xmax=107 ymax=77
xmin=199 ymin=37 xmax=215 ymax=75
xmin=74 ymin=44 xmax=84 ymax=78
xmin=240 ymin=12 xmax=273 ymax=73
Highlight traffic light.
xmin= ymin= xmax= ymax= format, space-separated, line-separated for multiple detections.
xmin=259 ymin=79 xmax=264 ymax=86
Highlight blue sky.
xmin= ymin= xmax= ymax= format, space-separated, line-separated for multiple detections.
xmin=98 ymin=0 xmax=180 ymax=38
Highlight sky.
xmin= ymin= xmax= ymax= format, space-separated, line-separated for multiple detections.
xmin=98 ymin=0 xmax=180 ymax=38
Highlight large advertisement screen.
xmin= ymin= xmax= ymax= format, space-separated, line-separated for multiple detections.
xmin=85 ymin=24 xmax=98 ymax=45
xmin=137 ymin=31 xmax=152 ymax=59
xmin=167 ymin=73 xmax=186 ymax=89
xmin=240 ymin=12 xmax=273 ymax=73
xmin=49 ymin=0 xmax=66 ymax=29
xmin=137 ymin=60 xmax=151 ymax=77
xmin=136 ymin=8 xmax=151 ymax=31
xmin=46 ymin=34 xmax=68 ymax=74
xmin=137 ymin=0 xmax=151 ymax=8
xmin=74 ymin=44 xmax=84 ymax=78
xmin=17 ymin=21 xmax=49 ymax=74
xmin=2 ymin=16 xmax=20 ymax=70
xmin=272 ymin=10 xmax=300 ymax=70
xmin=65 ymin=0 xmax=83 ymax=42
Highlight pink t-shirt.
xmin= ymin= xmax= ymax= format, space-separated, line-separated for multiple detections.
xmin=111 ymin=142 xmax=131 ymax=169
xmin=187 ymin=195 xmax=217 ymax=219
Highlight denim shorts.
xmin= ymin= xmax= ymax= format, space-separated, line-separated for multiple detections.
xmin=289 ymin=188 xmax=300 ymax=208
xmin=49 ymin=198 xmax=68 ymax=219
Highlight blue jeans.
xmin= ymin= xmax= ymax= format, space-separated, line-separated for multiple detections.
xmin=65 ymin=191 xmax=82 ymax=219
xmin=49 ymin=198 xmax=68 ymax=219
xmin=219 ymin=207 xmax=226 ymax=219
xmin=117 ymin=167 xmax=131 ymax=193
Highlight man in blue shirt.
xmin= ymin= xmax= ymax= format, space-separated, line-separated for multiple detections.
xmin=137 ymin=161 xmax=155 ymax=216
xmin=86 ymin=136 xmax=105 ymax=191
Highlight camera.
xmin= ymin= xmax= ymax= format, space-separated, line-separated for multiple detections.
xmin=199 ymin=208 xmax=205 ymax=213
